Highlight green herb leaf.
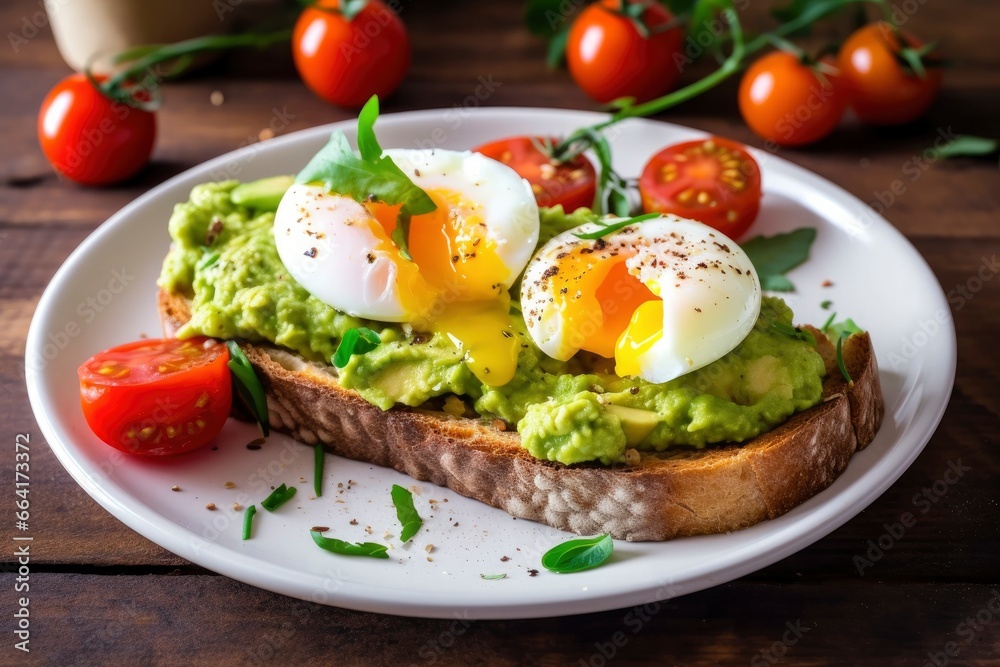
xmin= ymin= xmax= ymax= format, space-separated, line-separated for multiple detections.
xmin=741 ymin=227 xmax=817 ymax=292
xmin=771 ymin=321 xmax=817 ymax=347
xmin=260 ymin=483 xmax=296 ymax=512
xmin=480 ymin=573 xmax=507 ymax=580
xmin=310 ymin=531 xmax=390 ymax=559
xmin=820 ymin=300 xmax=833 ymax=310
xmin=390 ymin=484 xmax=423 ymax=542
xmin=295 ymin=96 xmax=436 ymax=260
xmin=197 ymin=251 xmax=220 ymax=270
xmin=333 ymin=327 xmax=381 ymax=368
xmin=226 ymin=341 xmax=269 ymax=437
xmin=338 ymin=0 xmax=370 ymax=21
xmin=574 ymin=213 xmax=661 ymax=240
xmin=824 ymin=317 xmax=862 ymax=340
xmin=546 ymin=24 xmax=570 ymax=68
xmin=242 ymin=504 xmax=257 ymax=540
xmin=836 ymin=334 xmax=852 ymax=384
xmin=525 ymin=0 xmax=570 ymax=36
xmin=821 ymin=311 xmax=837 ymax=332
xmin=541 ymin=534 xmax=614 ymax=573
xmin=936 ymin=135 xmax=999 ymax=159
xmin=314 ymin=444 xmax=325 ymax=498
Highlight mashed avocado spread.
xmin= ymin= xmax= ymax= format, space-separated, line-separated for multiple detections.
xmin=160 ymin=181 xmax=826 ymax=465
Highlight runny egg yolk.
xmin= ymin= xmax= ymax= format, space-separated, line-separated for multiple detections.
xmin=364 ymin=189 xmax=519 ymax=386
xmin=546 ymin=248 xmax=663 ymax=375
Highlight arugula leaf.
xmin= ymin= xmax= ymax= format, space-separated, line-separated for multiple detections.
xmin=824 ymin=317 xmax=862 ymax=340
xmin=295 ymin=96 xmax=436 ymax=260
xmin=333 ymin=327 xmax=381 ymax=368
xmin=310 ymin=531 xmax=390 ymax=559
xmin=741 ymin=227 xmax=817 ymax=292
xmin=260 ymin=483 xmax=296 ymax=511
xmin=390 ymin=484 xmax=423 ymax=542
xmin=226 ymin=341 xmax=269 ymax=437
xmin=936 ymin=135 xmax=999 ymax=159
xmin=541 ymin=534 xmax=614 ymax=573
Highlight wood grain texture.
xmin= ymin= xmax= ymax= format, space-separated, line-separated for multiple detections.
xmin=1 ymin=0 xmax=999 ymax=663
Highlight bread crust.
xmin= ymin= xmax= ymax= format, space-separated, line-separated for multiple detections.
xmin=159 ymin=289 xmax=883 ymax=541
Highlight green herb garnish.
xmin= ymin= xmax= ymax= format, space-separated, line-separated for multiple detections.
xmin=771 ymin=321 xmax=817 ymax=347
xmin=197 ymin=251 xmax=220 ymax=270
xmin=242 ymin=504 xmax=257 ymax=540
xmin=574 ymin=213 xmax=661 ymax=240
xmin=836 ymin=334 xmax=852 ymax=384
xmin=295 ymin=95 xmax=436 ymax=260
xmin=390 ymin=484 xmax=423 ymax=542
xmin=820 ymin=300 xmax=832 ymax=310
xmin=332 ymin=327 xmax=381 ymax=368
xmin=225 ymin=341 xmax=269 ymax=437
xmin=936 ymin=135 xmax=998 ymax=159
xmin=741 ymin=227 xmax=817 ymax=292
xmin=314 ymin=444 xmax=324 ymax=498
xmin=824 ymin=317 xmax=862 ymax=340
xmin=260 ymin=483 xmax=296 ymax=511
xmin=309 ymin=531 xmax=390 ymax=559
xmin=541 ymin=534 xmax=613 ymax=573
xmin=480 ymin=573 xmax=507 ymax=580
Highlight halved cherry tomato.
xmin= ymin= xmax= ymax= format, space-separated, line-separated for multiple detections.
xmin=639 ymin=137 xmax=762 ymax=239
xmin=738 ymin=51 xmax=848 ymax=147
xmin=37 ymin=73 xmax=156 ymax=185
xmin=474 ymin=136 xmax=597 ymax=212
xmin=292 ymin=0 xmax=410 ymax=108
xmin=78 ymin=338 xmax=231 ymax=456
xmin=837 ymin=22 xmax=942 ymax=125
xmin=566 ymin=0 xmax=684 ymax=104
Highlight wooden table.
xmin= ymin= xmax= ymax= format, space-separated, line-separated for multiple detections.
xmin=2 ymin=0 xmax=998 ymax=664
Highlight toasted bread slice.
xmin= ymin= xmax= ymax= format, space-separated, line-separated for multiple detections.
xmin=159 ymin=289 xmax=883 ymax=541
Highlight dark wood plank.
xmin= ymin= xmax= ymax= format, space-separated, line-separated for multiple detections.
xmin=8 ymin=574 xmax=1000 ymax=666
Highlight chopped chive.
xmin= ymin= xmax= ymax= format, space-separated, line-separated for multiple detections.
xmin=771 ymin=321 xmax=817 ymax=347
xmin=225 ymin=341 xmax=269 ymax=437
xmin=574 ymin=213 xmax=660 ymax=240
xmin=480 ymin=573 xmax=507 ymax=580
xmin=309 ymin=530 xmax=389 ymax=559
xmin=197 ymin=252 xmax=220 ymax=270
xmin=242 ymin=504 xmax=256 ymax=540
xmin=836 ymin=334 xmax=853 ymax=384
xmin=260 ymin=483 xmax=296 ymax=511
xmin=821 ymin=312 xmax=837 ymax=333
xmin=314 ymin=444 xmax=324 ymax=498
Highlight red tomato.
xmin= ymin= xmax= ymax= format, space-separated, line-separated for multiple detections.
xmin=639 ymin=137 xmax=762 ymax=239
xmin=37 ymin=74 xmax=156 ymax=186
xmin=78 ymin=338 xmax=232 ymax=456
xmin=738 ymin=51 xmax=848 ymax=147
xmin=566 ymin=0 xmax=684 ymax=104
xmin=474 ymin=136 xmax=598 ymax=212
xmin=837 ymin=22 xmax=942 ymax=125
xmin=292 ymin=0 xmax=410 ymax=108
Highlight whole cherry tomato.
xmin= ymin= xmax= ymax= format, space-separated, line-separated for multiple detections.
xmin=474 ymin=136 xmax=598 ymax=211
xmin=738 ymin=51 xmax=848 ymax=147
xmin=292 ymin=0 xmax=410 ymax=108
xmin=566 ymin=0 xmax=685 ymax=104
xmin=837 ymin=22 xmax=942 ymax=125
xmin=639 ymin=137 xmax=762 ymax=239
xmin=78 ymin=337 xmax=232 ymax=456
xmin=37 ymin=73 xmax=156 ymax=186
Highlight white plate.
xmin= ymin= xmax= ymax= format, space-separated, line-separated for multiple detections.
xmin=26 ymin=108 xmax=956 ymax=619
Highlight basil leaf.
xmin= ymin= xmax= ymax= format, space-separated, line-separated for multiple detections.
xmin=260 ymin=483 xmax=296 ymax=511
xmin=295 ymin=96 xmax=436 ymax=260
xmin=741 ymin=227 xmax=817 ymax=292
xmin=541 ymin=534 xmax=613 ymax=573
xmin=771 ymin=321 xmax=817 ymax=347
xmin=936 ymin=135 xmax=998 ymax=159
xmin=226 ymin=341 xmax=270 ymax=437
xmin=333 ymin=327 xmax=381 ymax=368
xmin=574 ymin=213 xmax=660 ymax=240
xmin=242 ymin=504 xmax=256 ymax=540
xmin=391 ymin=484 xmax=423 ymax=542
xmin=314 ymin=444 xmax=325 ymax=498
xmin=310 ymin=531 xmax=390 ymax=559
